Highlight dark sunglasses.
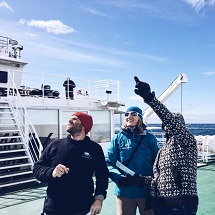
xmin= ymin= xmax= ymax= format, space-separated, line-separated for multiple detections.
xmin=124 ymin=111 xmax=139 ymax=117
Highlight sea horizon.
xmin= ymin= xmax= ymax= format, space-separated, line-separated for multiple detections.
xmin=115 ymin=123 xmax=215 ymax=136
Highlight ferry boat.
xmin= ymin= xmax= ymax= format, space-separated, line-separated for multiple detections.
xmin=1 ymin=36 xmax=215 ymax=215
xmin=0 ymin=36 xmax=124 ymax=189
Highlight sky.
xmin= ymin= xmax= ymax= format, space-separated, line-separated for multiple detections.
xmin=1 ymin=0 xmax=215 ymax=123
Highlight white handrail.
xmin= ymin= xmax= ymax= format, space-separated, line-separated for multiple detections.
xmin=13 ymin=70 xmax=122 ymax=102
xmin=7 ymin=70 xmax=43 ymax=163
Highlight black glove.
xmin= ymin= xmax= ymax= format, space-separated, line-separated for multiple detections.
xmin=118 ymin=175 xmax=152 ymax=187
xmin=127 ymin=174 xmax=143 ymax=186
xmin=134 ymin=76 xmax=155 ymax=102
xmin=118 ymin=176 xmax=130 ymax=187
xmin=126 ymin=174 xmax=148 ymax=186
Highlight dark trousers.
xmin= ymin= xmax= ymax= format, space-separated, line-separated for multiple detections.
xmin=153 ymin=204 xmax=198 ymax=215
xmin=65 ymin=91 xmax=74 ymax=99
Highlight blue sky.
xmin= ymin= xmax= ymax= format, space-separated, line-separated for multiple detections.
xmin=1 ymin=0 xmax=215 ymax=123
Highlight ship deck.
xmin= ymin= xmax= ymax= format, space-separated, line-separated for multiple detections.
xmin=0 ymin=163 xmax=215 ymax=215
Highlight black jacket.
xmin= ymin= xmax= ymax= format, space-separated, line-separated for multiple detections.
xmin=63 ymin=80 xmax=76 ymax=90
xmin=33 ymin=135 xmax=109 ymax=214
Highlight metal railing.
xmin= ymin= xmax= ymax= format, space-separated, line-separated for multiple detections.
xmin=196 ymin=135 xmax=215 ymax=163
xmin=6 ymin=71 xmax=43 ymax=164
xmin=7 ymin=70 xmax=122 ymax=102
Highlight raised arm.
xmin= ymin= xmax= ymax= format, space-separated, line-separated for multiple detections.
xmin=134 ymin=76 xmax=196 ymax=147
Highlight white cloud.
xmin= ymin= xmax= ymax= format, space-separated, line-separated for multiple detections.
xmin=183 ymin=0 xmax=215 ymax=12
xmin=19 ymin=19 xmax=75 ymax=35
xmin=19 ymin=19 xmax=26 ymax=25
xmin=0 ymin=1 xmax=14 ymax=12
xmin=202 ymin=71 xmax=215 ymax=76
xmin=127 ymin=96 xmax=143 ymax=101
xmin=25 ymin=32 xmax=37 ymax=37
xmin=184 ymin=113 xmax=215 ymax=123
xmin=85 ymin=8 xmax=109 ymax=17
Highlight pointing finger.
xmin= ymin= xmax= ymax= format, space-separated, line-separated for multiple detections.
xmin=134 ymin=76 xmax=140 ymax=84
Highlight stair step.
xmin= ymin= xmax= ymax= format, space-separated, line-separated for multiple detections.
xmin=0 ymin=142 xmax=24 ymax=147
xmin=0 ymin=155 xmax=29 ymax=162
xmin=0 ymin=117 xmax=15 ymax=120
xmin=0 ymin=110 xmax=10 ymax=112
xmin=0 ymin=149 xmax=27 ymax=154
xmin=0 ymin=163 xmax=32 ymax=170
xmin=0 ymin=124 xmax=17 ymax=126
xmin=0 ymin=104 xmax=9 ymax=107
xmin=0 ymin=135 xmax=21 ymax=139
xmin=0 ymin=177 xmax=37 ymax=188
xmin=0 ymin=111 xmax=12 ymax=114
xmin=0 ymin=129 xmax=19 ymax=133
xmin=0 ymin=100 xmax=8 ymax=103
xmin=0 ymin=170 xmax=33 ymax=179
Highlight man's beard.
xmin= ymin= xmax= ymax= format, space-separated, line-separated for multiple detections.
xmin=67 ymin=124 xmax=83 ymax=136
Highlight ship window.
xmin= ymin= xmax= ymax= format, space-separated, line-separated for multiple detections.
xmin=27 ymin=109 xmax=58 ymax=138
xmin=0 ymin=71 xmax=8 ymax=83
xmin=90 ymin=110 xmax=111 ymax=143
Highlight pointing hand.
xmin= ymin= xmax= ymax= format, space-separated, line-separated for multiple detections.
xmin=134 ymin=76 xmax=155 ymax=102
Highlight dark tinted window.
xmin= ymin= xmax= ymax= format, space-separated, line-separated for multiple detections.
xmin=0 ymin=71 xmax=7 ymax=83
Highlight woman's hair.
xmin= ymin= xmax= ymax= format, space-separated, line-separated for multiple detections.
xmin=137 ymin=119 xmax=147 ymax=133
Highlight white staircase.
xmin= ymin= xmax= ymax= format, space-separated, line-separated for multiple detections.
xmin=0 ymin=99 xmax=41 ymax=188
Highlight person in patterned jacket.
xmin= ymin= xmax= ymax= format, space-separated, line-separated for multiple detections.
xmin=134 ymin=76 xmax=198 ymax=215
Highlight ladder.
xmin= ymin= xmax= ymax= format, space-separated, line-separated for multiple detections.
xmin=0 ymin=99 xmax=38 ymax=188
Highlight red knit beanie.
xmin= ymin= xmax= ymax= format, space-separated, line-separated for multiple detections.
xmin=72 ymin=112 xmax=93 ymax=134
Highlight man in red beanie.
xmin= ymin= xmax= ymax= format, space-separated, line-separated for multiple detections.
xmin=71 ymin=112 xmax=93 ymax=134
xmin=33 ymin=112 xmax=109 ymax=215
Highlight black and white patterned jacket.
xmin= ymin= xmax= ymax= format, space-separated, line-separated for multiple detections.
xmin=146 ymin=97 xmax=198 ymax=207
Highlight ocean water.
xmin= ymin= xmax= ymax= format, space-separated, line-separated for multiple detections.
xmin=115 ymin=124 xmax=215 ymax=136
xmin=187 ymin=124 xmax=215 ymax=136
xmin=148 ymin=124 xmax=215 ymax=136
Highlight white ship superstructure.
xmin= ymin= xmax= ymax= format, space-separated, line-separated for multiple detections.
xmin=0 ymin=36 xmax=124 ymax=188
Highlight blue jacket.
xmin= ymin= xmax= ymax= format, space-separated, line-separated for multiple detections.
xmin=106 ymin=129 xmax=158 ymax=198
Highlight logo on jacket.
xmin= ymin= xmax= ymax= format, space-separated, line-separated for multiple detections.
xmin=121 ymin=143 xmax=132 ymax=150
xmin=82 ymin=152 xmax=91 ymax=159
